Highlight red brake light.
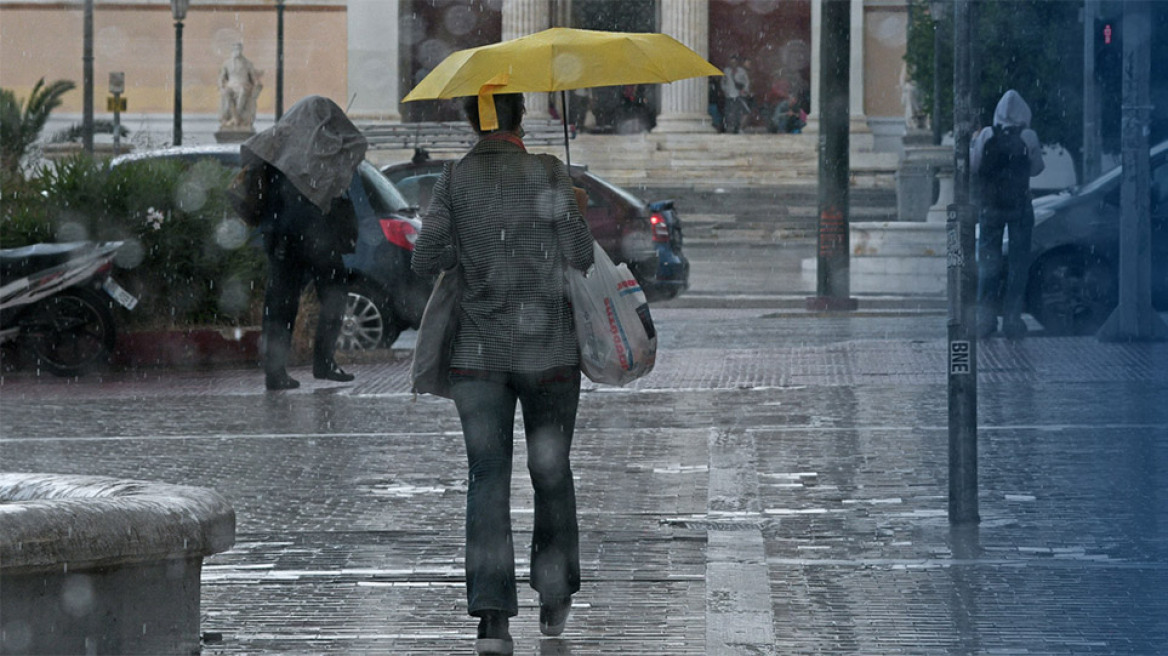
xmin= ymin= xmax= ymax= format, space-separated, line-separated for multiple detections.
xmin=380 ymin=218 xmax=418 ymax=250
xmin=650 ymin=213 xmax=670 ymax=242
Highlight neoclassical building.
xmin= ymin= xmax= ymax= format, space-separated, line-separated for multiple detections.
xmin=0 ymin=0 xmax=909 ymax=148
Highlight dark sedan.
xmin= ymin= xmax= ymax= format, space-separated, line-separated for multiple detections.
xmin=111 ymin=145 xmax=431 ymax=349
xmin=381 ymin=157 xmax=690 ymax=302
xmin=1024 ymin=139 xmax=1168 ymax=335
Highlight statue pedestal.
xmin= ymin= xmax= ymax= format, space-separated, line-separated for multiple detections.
xmin=215 ymin=129 xmax=255 ymax=144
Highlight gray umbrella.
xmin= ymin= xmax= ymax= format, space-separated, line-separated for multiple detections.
xmin=241 ymin=95 xmax=368 ymax=212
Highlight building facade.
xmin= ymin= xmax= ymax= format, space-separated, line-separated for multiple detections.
xmin=0 ymin=0 xmax=909 ymax=148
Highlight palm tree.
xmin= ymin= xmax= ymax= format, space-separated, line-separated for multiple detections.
xmin=0 ymin=78 xmax=76 ymax=175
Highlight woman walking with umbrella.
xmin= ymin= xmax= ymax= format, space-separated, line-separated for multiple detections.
xmin=412 ymin=91 xmax=594 ymax=654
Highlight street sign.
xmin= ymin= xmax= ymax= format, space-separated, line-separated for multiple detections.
xmin=107 ymin=96 xmax=127 ymax=112
xmin=109 ymin=71 xmax=124 ymax=94
xmin=949 ymin=340 xmax=971 ymax=374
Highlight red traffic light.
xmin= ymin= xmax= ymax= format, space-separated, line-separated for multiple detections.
xmin=1104 ymin=23 xmax=1112 ymax=45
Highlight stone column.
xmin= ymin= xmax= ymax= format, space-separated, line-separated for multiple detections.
xmin=808 ymin=0 xmax=822 ymax=128
xmin=502 ymin=0 xmax=551 ymax=121
xmin=808 ymin=0 xmax=868 ymax=134
xmin=656 ymin=0 xmax=715 ymax=133
xmin=850 ymin=0 xmax=867 ymax=130
xmin=347 ymin=0 xmax=400 ymax=120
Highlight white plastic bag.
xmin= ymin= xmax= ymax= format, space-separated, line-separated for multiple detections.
xmin=566 ymin=242 xmax=657 ymax=385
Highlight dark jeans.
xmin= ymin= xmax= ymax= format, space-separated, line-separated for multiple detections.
xmin=977 ymin=203 xmax=1034 ymax=332
xmin=262 ymin=233 xmax=348 ymax=377
xmin=449 ymin=367 xmax=582 ymax=617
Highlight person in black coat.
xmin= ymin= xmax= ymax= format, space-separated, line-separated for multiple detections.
xmin=240 ymin=95 xmax=367 ymax=390
xmin=256 ymin=164 xmax=358 ymax=390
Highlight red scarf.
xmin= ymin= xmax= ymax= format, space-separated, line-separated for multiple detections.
xmin=483 ymin=131 xmax=526 ymax=151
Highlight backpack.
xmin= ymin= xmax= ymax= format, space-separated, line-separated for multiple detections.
xmin=978 ymin=125 xmax=1031 ymax=209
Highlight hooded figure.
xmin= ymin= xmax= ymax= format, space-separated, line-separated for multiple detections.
xmin=969 ymin=89 xmax=1045 ymax=339
xmin=242 ymin=95 xmax=369 ymax=390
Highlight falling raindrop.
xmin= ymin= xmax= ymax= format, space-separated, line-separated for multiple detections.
xmin=214 ymin=217 xmax=249 ymax=250
xmin=443 ymin=5 xmax=477 ymax=36
xmin=61 ymin=575 xmax=95 ymax=618
xmin=115 ymin=238 xmax=146 ymax=269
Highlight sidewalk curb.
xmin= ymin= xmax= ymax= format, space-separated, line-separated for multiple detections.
xmin=656 ymin=293 xmax=947 ymax=312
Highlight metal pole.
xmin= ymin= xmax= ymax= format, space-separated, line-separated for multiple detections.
xmin=948 ymin=0 xmax=978 ymax=525
xmin=807 ymin=0 xmax=856 ymax=312
xmin=932 ymin=2 xmax=944 ymax=146
xmin=112 ymin=95 xmax=122 ymax=154
xmin=1097 ymin=0 xmax=1168 ymax=342
xmin=276 ymin=0 xmax=286 ymax=121
xmin=82 ymin=0 xmax=94 ymax=154
xmin=174 ymin=19 xmax=184 ymax=146
xmin=1083 ymin=0 xmax=1102 ymax=182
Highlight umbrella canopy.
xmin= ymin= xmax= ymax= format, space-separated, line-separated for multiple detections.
xmin=403 ymin=27 xmax=721 ymax=132
xmin=242 ymin=95 xmax=367 ymax=212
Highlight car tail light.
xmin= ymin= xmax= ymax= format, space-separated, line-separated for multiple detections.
xmin=650 ymin=213 xmax=670 ymax=243
xmin=380 ymin=218 xmax=418 ymax=250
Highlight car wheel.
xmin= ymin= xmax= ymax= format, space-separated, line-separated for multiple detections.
xmin=1028 ymin=251 xmax=1117 ymax=336
xmin=338 ymin=281 xmax=397 ymax=350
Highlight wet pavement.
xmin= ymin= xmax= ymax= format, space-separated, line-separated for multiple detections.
xmin=3 ymin=221 xmax=1168 ymax=654
xmin=3 ymin=304 xmax=1167 ymax=655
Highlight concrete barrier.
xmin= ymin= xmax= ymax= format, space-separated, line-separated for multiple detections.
xmin=0 ymin=473 xmax=235 ymax=656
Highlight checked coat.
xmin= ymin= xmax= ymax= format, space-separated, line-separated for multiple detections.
xmin=412 ymin=137 xmax=595 ymax=372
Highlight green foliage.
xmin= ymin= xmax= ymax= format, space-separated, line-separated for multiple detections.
xmin=0 ymin=78 xmax=76 ymax=174
xmin=0 ymin=170 xmax=54 ymax=246
xmin=904 ymin=0 xmax=1081 ymax=154
xmin=2 ymin=152 xmax=266 ymax=328
xmin=904 ymin=0 xmax=952 ymax=138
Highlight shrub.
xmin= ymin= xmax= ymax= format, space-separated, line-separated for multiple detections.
xmin=3 ymin=151 xmax=266 ymax=329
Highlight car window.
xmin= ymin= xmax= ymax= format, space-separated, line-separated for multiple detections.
xmin=583 ymin=171 xmax=646 ymax=209
xmin=392 ymin=173 xmax=442 ymax=209
xmin=1153 ymin=160 xmax=1168 ymax=208
xmin=357 ymin=162 xmax=410 ymax=215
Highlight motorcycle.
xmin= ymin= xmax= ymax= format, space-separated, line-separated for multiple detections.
xmin=0 ymin=241 xmax=138 ymax=376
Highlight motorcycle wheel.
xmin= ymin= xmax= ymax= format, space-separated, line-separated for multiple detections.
xmin=23 ymin=287 xmax=117 ymax=376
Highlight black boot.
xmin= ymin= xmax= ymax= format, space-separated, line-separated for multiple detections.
xmin=474 ymin=611 xmax=513 ymax=655
xmin=313 ymin=361 xmax=354 ymax=382
xmin=539 ymin=595 xmax=572 ymax=636
xmin=265 ymin=372 xmax=300 ymax=391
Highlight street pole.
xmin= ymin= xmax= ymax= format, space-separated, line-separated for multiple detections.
xmin=82 ymin=0 xmax=94 ymax=154
xmin=931 ymin=0 xmax=945 ymax=146
xmin=807 ymin=0 xmax=857 ymax=312
xmin=173 ymin=19 xmax=184 ymax=146
xmin=1082 ymin=0 xmax=1102 ymax=183
xmin=948 ymin=0 xmax=978 ymax=525
xmin=1097 ymin=0 xmax=1168 ymax=342
xmin=276 ymin=0 xmax=286 ymax=121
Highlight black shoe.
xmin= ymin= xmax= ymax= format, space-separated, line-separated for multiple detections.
xmin=475 ymin=612 xmax=513 ymax=655
xmin=265 ymin=373 xmax=300 ymax=391
xmin=313 ymin=362 xmax=355 ymax=382
xmin=539 ymin=596 xmax=572 ymax=637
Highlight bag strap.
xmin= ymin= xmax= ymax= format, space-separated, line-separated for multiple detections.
xmin=443 ymin=160 xmax=461 ymax=258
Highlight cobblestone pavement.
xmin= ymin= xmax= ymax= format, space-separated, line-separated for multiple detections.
xmin=3 ymin=307 xmax=1167 ymax=655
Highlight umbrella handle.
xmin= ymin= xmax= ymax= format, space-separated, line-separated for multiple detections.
xmin=561 ymin=90 xmax=571 ymax=170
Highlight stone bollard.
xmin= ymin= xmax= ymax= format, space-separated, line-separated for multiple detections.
xmin=896 ymin=143 xmax=953 ymax=222
xmin=0 ymin=473 xmax=235 ymax=656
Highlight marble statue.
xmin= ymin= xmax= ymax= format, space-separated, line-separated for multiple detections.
xmin=219 ymin=43 xmax=262 ymax=132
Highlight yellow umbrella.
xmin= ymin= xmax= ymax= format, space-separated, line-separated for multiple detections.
xmin=403 ymin=27 xmax=721 ymax=161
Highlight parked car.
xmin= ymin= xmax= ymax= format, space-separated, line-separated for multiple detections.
xmin=1024 ymin=139 xmax=1168 ymax=335
xmin=381 ymin=157 xmax=690 ymax=302
xmin=111 ymin=145 xmax=432 ymax=349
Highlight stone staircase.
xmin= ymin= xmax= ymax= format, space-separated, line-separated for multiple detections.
xmin=362 ymin=123 xmax=901 ymax=245
xmin=363 ymin=122 xmax=898 ymax=190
